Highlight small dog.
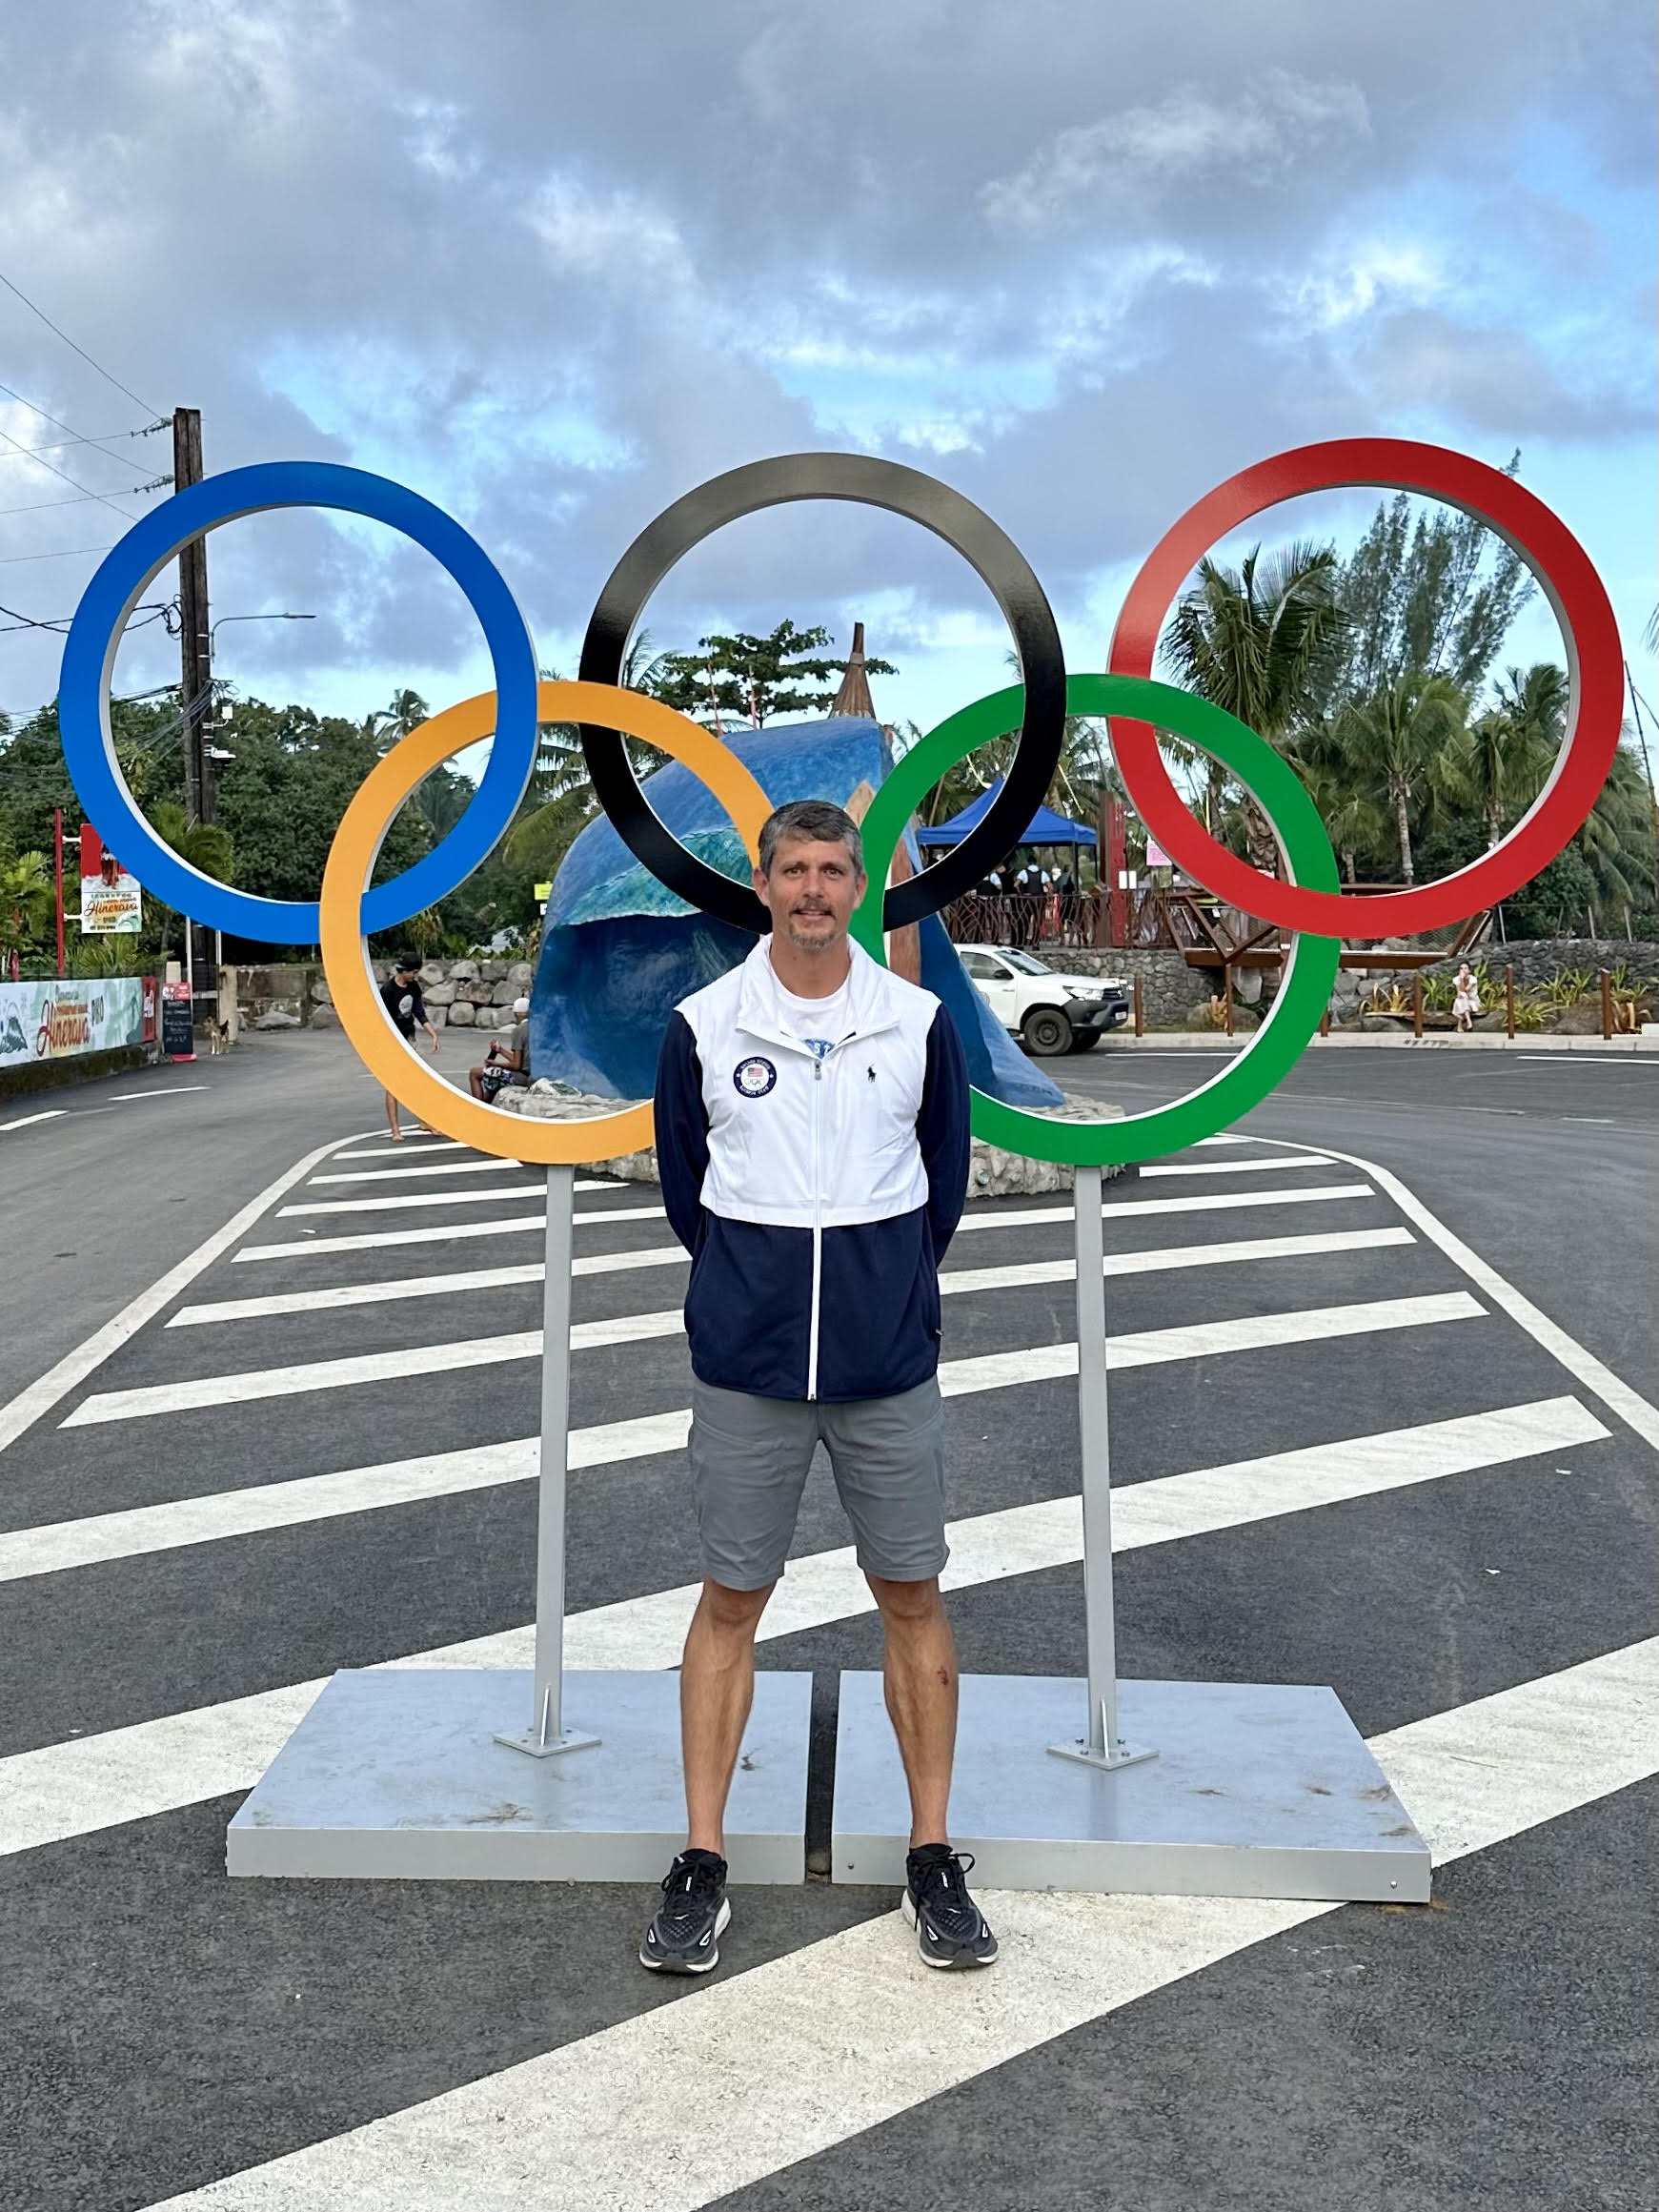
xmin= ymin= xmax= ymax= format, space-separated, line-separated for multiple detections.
xmin=203 ymin=1016 xmax=230 ymax=1055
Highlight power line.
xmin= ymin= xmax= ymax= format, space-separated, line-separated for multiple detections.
xmin=0 ymin=542 xmax=119 ymax=565
xmin=0 ymin=380 xmax=164 ymax=520
xmin=0 ymin=477 xmax=170 ymax=517
xmin=0 ymin=599 xmax=168 ymax=637
xmin=0 ymin=425 xmax=166 ymax=463
xmin=0 ymin=266 xmax=161 ymax=416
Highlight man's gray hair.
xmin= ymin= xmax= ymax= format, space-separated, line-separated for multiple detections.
xmin=757 ymin=799 xmax=864 ymax=879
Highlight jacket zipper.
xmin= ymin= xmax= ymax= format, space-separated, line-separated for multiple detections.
xmin=806 ymin=1054 xmax=824 ymax=1399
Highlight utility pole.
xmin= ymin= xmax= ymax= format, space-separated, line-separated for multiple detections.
xmin=172 ymin=406 xmax=215 ymax=1024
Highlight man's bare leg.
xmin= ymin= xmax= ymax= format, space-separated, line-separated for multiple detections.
xmin=383 ymin=1087 xmax=402 ymax=1141
xmin=868 ymin=1573 xmax=959 ymax=1846
xmin=679 ymin=1578 xmax=774 ymax=1855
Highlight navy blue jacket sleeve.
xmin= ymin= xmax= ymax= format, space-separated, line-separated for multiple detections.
xmin=654 ymin=1010 xmax=710 ymax=1255
xmin=919 ymin=1005 xmax=970 ymax=1258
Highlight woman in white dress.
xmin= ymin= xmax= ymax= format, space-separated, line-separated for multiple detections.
xmin=1452 ymin=962 xmax=1481 ymax=1033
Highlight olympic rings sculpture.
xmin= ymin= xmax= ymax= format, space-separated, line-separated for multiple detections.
xmin=55 ymin=442 xmax=1623 ymax=1168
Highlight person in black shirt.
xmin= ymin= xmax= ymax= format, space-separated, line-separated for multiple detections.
xmin=376 ymin=955 xmax=441 ymax=1141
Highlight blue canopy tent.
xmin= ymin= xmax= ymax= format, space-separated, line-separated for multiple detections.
xmin=915 ymin=777 xmax=1096 ymax=867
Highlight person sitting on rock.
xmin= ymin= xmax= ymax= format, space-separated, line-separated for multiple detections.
xmin=470 ymin=997 xmax=532 ymax=1102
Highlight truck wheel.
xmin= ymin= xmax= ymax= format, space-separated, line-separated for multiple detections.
xmin=1022 ymin=1005 xmax=1073 ymax=1056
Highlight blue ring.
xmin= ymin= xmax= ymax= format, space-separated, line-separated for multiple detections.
xmin=58 ymin=461 xmax=539 ymax=942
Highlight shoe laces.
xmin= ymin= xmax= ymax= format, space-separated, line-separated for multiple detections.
xmin=658 ymin=1853 xmax=723 ymax=1933
xmin=913 ymin=1848 xmax=979 ymax=1928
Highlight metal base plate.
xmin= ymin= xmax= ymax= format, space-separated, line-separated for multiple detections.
xmin=228 ymin=1668 xmax=812 ymax=1883
xmin=833 ymin=1674 xmax=1431 ymax=1902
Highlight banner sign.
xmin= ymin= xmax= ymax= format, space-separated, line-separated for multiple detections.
xmin=80 ymin=869 xmax=144 ymax=935
xmin=0 ymin=977 xmax=154 ymax=1069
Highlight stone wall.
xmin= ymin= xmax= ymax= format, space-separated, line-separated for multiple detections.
xmin=235 ymin=956 xmax=535 ymax=1031
xmin=1041 ymin=946 xmax=1215 ymax=1025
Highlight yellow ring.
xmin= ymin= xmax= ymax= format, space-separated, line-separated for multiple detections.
xmin=320 ymin=679 xmax=772 ymax=1163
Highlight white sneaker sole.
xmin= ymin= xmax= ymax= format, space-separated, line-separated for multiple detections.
xmin=900 ymin=1888 xmax=998 ymax=1969
xmin=639 ymin=1895 xmax=732 ymax=1975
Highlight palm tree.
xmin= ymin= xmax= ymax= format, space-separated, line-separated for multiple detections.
xmin=362 ymin=688 xmax=429 ymax=749
xmin=1445 ymin=662 xmax=1564 ymax=847
xmin=0 ymin=851 xmax=54 ymax=962
xmin=142 ymin=803 xmax=234 ymax=960
xmin=1332 ymin=674 xmax=1467 ymax=884
xmin=1159 ymin=540 xmax=1349 ymax=876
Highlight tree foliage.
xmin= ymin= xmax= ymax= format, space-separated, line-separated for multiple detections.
xmin=643 ymin=621 xmax=896 ymax=728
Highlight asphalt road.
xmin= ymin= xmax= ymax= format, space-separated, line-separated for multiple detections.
xmin=0 ymin=1029 xmax=1653 ymax=2212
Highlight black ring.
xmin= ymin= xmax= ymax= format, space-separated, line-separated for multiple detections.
xmin=577 ymin=453 xmax=1066 ymax=932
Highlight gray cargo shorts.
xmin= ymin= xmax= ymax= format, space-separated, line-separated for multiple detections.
xmin=687 ymin=1374 xmax=948 ymax=1592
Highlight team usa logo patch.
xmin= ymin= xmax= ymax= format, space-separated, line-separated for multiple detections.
xmin=733 ymin=1055 xmax=778 ymax=1099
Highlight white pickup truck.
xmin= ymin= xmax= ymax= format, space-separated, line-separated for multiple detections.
xmin=957 ymin=944 xmax=1131 ymax=1056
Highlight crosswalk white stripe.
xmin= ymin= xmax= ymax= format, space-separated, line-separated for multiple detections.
xmin=233 ymin=1213 xmax=553 ymax=1263
xmin=332 ymin=1139 xmax=464 ymax=1158
xmin=309 ymin=1159 xmax=542 ymax=1186
xmin=1135 ymin=1155 xmax=1331 ymax=1178
xmin=1279 ymin=1138 xmax=1659 ymax=1452
xmin=168 ymin=1226 xmax=1416 ymax=1329
xmin=229 ymin=1181 xmax=1382 ymax=1265
xmin=0 ymin=1132 xmax=366 ymax=1458
xmin=2 ymin=1390 xmax=1603 ymax=1603
xmin=0 ymin=1397 xmax=1606 ymax=1852
xmin=60 ymin=1290 xmax=1482 ymax=1429
xmin=141 ymin=1636 xmax=1659 ymax=2212
xmin=276 ymin=1185 xmax=668 ymax=1220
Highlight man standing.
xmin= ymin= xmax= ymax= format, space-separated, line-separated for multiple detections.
xmin=645 ymin=799 xmax=996 ymax=1976
xmin=376 ymin=955 xmax=440 ymax=1142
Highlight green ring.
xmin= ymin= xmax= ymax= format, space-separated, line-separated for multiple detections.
xmin=853 ymin=673 xmax=1341 ymax=1165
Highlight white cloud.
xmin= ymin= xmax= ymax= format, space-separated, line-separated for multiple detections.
xmin=982 ymin=71 xmax=1371 ymax=233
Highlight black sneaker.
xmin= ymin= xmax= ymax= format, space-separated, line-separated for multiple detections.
xmin=639 ymin=1849 xmax=731 ymax=1975
xmin=902 ymin=1844 xmax=999 ymax=1969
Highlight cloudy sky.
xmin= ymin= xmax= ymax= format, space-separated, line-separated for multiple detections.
xmin=0 ymin=0 xmax=1653 ymax=751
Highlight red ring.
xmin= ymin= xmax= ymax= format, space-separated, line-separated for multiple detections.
xmin=1105 ymin=438 xmax=1624 ymax=934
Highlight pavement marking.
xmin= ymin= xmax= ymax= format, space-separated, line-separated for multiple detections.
xmin=1274 ymin=1138 xmax=1659 ymax=1452
xmin=1 ymin=1392 xmax=1603 ymax=1596
xmin=308 ymin=1158 xmax=543 ymax=1186
xmin=332 ymin=1140 xmax=465 ymax=1158
xmin=233 ymin=1214 xmax=554 ymax=1263
xmin=139 ymin=1636 xmax=1659 ymax=2212
xmin=0 ymin=1131 xmax=366 ymax=1460
xmin=0 ymin=1109 xmax=67 ymax=1132
xmin=1461 ymin=1106 xmax=1525 ymax=1117
xmin=228 ymin=1181 xmax=1382 ymax=1266
xmin=0 ymin=1398 xmax=1607 ymax=1847
xmin=167 ymin=1226 xmax=1415 ymax=1329
xmin=107 ymin=1086 xmax=212 ymax=1101
xmin=1562 ymin=1116 xmax=1616 ymax=1125
xmin=61 ymin=1289 xmax=1480 ymax=1430
xmin=275 ymin=1186 xmax=667 ymax=1220
xmin=955 ymin=1182 xmax=1377 ymax=1234
xmin=1515 ymin=1055 xmax=1659 ymax=1067
xmin=1135 ymin=1155 xmax=1332 ymax=1179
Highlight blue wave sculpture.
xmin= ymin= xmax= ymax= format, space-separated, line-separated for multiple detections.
xmin=529 ymin=714 xmax=1063 ymax=1109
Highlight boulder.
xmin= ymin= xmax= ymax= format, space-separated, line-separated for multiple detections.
xmin=310 ymin=977 xmax=333 ymax=1004
xmin=423 ymin=982 xmax=456 ymax=1006
xmin=463 ymin=982 xmax=497 ymax=1005
xmin=492 ymin=979 xmax=519 ymax=1005
xmin=446 ymin=1001 xmax=476 ymax=1025
xmin=309 ymin=1004 xmax=337 ymax=1027
xmin=1548 ymin=1003 xmax=1603 ymax=1035
xmin=479 ymin=960 xmax=508 ymax=983
xmin=507 ymin=962 xmax=534 ymax=987
xmin=418 ymin=964 xmax=447 ymax=987
xmin=254 ymin=1008 xmax=301 ymax=1029
xmin=449 ymin=960 xmax=478 ymax=982
xmin=1183 ymin=1002 xmax=1222 ymax=1031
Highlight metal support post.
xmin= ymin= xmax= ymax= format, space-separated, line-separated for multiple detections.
xmin=496 ymin=1164 xmax=600 ymax=1758
xmin=1048 ymin=1163 xmax=1155 ymax=1772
